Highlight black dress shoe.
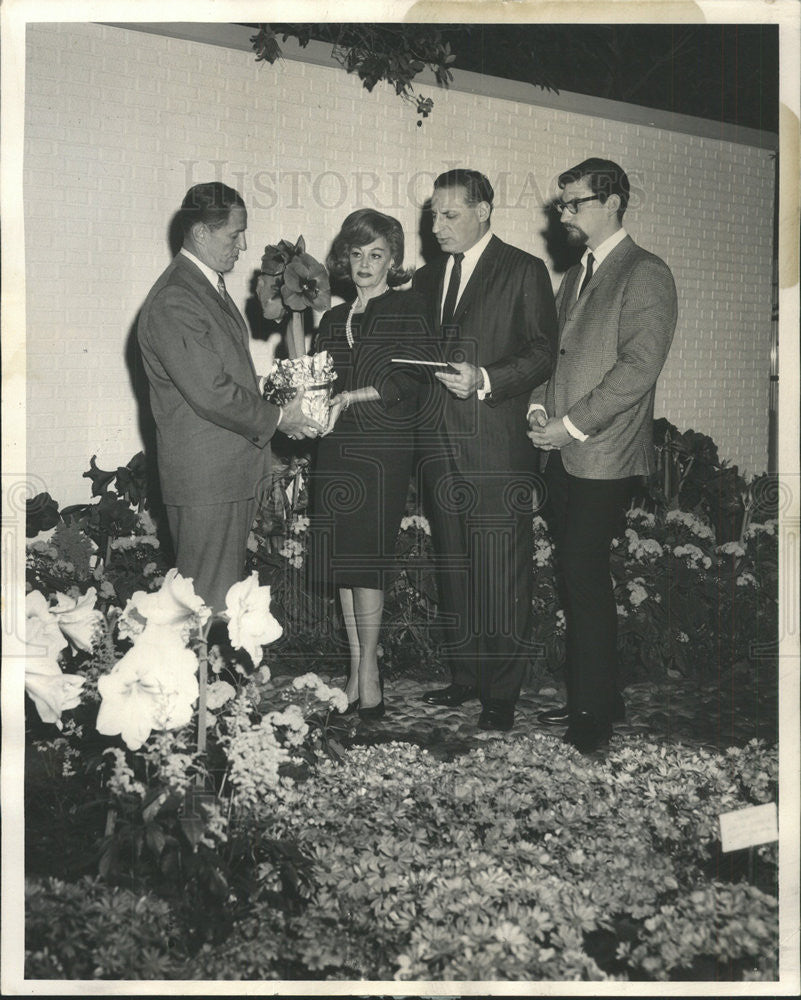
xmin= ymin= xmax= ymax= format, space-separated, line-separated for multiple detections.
xmin=478 ymin=700 xmax=515 ymax=732
xmin=358 ymin=699 xmax=386 ymax=721
xmin=539 ymin=696 xmax=626 ymax=727
xmin=421 ymin=683 xmax=478 ymax=707
xmin=538 ymin=705 xmax=570 ymax=725
xmin=564 ymin=711 xmax=612 ymax=754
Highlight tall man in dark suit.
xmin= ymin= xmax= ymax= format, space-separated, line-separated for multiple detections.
xmin=138 ymin=182 xmax=319 ymax=614
xmin=528 ymin=158 xmax=678 ymax=753
xmin=413 ymin=169 xmax=557 ymax=732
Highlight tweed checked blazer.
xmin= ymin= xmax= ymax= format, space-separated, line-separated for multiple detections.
xmin=534 ymin=235 xmax=677 ymax=480
xmin=137 ymin=253 xmax=279 ymax=506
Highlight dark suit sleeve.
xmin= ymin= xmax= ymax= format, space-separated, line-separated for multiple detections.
xmin=145 ymin=285 xmax=280 ymax=446
xmin=483 ymin=256 xmax=557 ymax=406
xmin=567 ymin=258 xmax=677 ymax=435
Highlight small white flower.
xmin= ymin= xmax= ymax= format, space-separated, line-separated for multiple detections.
xmin=737 ymin=572 xmax=758 ymax=587
xmin=103 ymin=747 xmax=146 ymax=798
xmin=329 ymin=689 xmax=349 ymax=713
xmin=718 ymin=541 xmax=746 ymax=557
xmin=627 ymin=578 xmax=649 ymax=607
xmin=292 ymin=672 xmax=320 ymax=691
xmin=627 ymin=508 xmax=656 ymax=527
xmin=207 ymin=680 xmax=236 ymax=711
xmin=666 ymin=509 xmax=714 ymax=539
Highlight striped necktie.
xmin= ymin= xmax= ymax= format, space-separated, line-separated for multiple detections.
xmin=216 ymin=272 xmax=226 ymax=298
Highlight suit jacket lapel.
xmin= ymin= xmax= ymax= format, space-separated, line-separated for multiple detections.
xmin=174 ymin=255 xmax=257 ymax=381
xmin=452 ymin=233 xmax=501 ymax=325
xmin=562 ymin=235 xmax=636 ymax=327
xmin=431 ymin=257 xmax=447 ymax=335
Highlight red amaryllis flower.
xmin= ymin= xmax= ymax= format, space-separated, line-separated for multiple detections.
xmin=256 ymin=272 xmax=285 ymax=321
xmin=281 ymin=252 xmax=331 ymax=312
xmin=260 ymin=237 xmax=300 ymax=276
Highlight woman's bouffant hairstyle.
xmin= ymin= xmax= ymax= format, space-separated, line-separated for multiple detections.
xmin=326 ymin=209 xmax=412 ymax=287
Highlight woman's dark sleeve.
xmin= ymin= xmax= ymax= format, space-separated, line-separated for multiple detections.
xmin=356 ymin=295 xmax=438 ymax=410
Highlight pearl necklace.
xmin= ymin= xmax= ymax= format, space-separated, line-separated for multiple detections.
xmin=345 ymin=300 xmax=358 ymax=349
xmin=345 ymin=286 xmax=389 ymax=349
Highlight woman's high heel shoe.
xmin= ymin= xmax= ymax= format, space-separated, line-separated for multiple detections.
xmin=337 ymin=697 xmax=360 ymax=716
xmin=358 ymin=699 xmax=385 ymax=721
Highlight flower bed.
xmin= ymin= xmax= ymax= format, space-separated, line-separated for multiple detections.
xmin=19 ymin=436 xmax=781 ymax=983
xmin=182 ymin=738 xmax=777 ymax=981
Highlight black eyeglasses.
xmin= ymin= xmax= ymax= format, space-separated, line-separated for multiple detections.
xmin=555 ymin=195 xmax=601 ymax=215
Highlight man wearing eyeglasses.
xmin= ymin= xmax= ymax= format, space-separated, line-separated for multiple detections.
xmin=527 ymin=158 xmax=678 ymax=754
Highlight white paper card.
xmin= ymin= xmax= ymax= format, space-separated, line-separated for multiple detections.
xmin=719 ymin=802 xmax=778 ymax=852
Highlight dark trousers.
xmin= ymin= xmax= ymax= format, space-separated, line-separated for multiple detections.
xmin=166 ymin=498 xmax=256 ymax=615
xmin=543 ymin=452 xmax=634 ymax=726
xmin=421 ymin=453 xmax=535 ymax=705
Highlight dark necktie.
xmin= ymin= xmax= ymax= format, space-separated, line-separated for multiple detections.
xmin=216 ymin=272 xmax=227 ymax=298
xmin=578 ymin=252 xmax=594 ymax=298
xmin=441 ymin=252 xmax=464 ymax=328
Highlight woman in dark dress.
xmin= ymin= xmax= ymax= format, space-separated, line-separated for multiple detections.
xmin=313 ymin=209 xmax=433 ymax=720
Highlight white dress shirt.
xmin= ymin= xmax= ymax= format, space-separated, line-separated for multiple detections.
xmin=440 ymin=228 xmax=494 ymax=399
xmin=180 ymin=247 xmax=224 ymax=293
xmin=529 ymin=228 xmax=628 ymax=440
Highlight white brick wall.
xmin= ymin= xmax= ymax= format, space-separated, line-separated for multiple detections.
xmin=24 ymin=22 xmax=775 ymax=505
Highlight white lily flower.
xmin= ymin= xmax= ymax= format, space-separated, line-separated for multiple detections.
xmin=118 ymin=568 xmax=211 ymax=642
xmin=50 ymin=587 xmax=104 ymax=652
xmin=223 ymin=571 xmax=283 ymax=666
xmin=96 ymin=624 xmax=198 ymax=750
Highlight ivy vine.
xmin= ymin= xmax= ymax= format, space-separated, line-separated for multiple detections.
xmin=250 ymin=23 xmax=456 ymax=123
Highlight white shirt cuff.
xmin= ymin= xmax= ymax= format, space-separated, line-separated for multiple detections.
xmin=527 ymin=403 xmax=547 ymax=419
xmin=477 ymin=367 xmax=491 ymax=400
xmin=563 ymin=414 xmax=588 ymax=442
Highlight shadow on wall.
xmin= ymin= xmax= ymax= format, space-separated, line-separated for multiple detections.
xmin=541 ymin=202 xmax=583 ymax=275
xmin=416 ymin=197 xmax=582 ymax=274
xmin=123 ymin=309 xmax=172 ymax=560
xmin=417 ymin=197 xmax=441 ymax=269
xmin=168 ymin=211 xmax=183 ymax=258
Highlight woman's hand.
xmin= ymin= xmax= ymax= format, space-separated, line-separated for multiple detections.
xmin=323 ymin=393 xmax=349 ymax=436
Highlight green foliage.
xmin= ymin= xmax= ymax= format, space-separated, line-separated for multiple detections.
xmin=529 ymin=502 xmax=778 ymax=685
xmin=251 ymin=23 xmax=456 ymax=119
xmin=647 ymin=419 xmax=750 ymax=541
xmin=191 ymin=738 xmax=778 ymax=982
xmin=25 ymin=876 xmax=188 ymax=979
xmin=26 ymin=454 xmax=171 ymax=611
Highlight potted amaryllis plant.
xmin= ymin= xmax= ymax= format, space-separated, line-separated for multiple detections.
xmin=257 ymin=235 xmax=335 ymax=425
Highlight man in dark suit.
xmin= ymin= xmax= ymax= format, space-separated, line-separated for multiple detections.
xmin=138 ymin=182 xmax=319 ymax=614
xmin=413 ymin=168 xmax=557 ymax=732
xmin=528 ymin=158 xmax=678 ymax=753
